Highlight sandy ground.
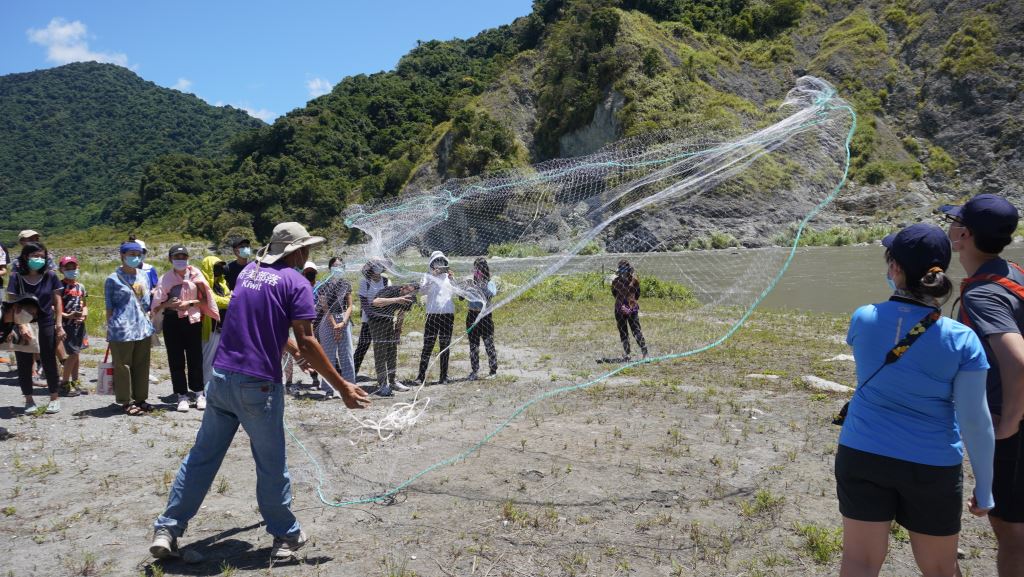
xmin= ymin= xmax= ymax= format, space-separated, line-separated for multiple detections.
xmin=0 ymin=310 xmax=1002 ymax=577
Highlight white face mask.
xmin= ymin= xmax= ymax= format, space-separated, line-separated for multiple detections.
xmin=14 ymin=309 xmax=34 ymax=324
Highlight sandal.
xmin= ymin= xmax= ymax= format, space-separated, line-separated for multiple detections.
xmin=124 ymin=403 xmax=144 ymax=416
xmin=136 ymin=402 xmax=155 ymax=413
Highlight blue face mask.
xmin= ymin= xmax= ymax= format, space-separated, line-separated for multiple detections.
xmin=330 ymin=266 xmax=344 ymax=275
xmin=124 ymin=255 xmax=142 ymax=268
xmin=238 ymin=247 xmax=251 ymax=259
xmin=27 ymin=257 xmax=46 ymax=271
xmin=64 ymin=269 xmax=79 ymax=280
xmin=886 ymin=274 xmax=897 ymax=291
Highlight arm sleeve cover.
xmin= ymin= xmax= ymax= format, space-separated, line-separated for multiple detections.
xmin=953 ymin=369 xmax=995 ymax=509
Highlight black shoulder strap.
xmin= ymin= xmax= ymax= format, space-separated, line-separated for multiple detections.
xmin=859 ymin=303 xmax=942 ymax=389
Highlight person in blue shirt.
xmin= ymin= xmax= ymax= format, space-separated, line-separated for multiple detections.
xmin=105 ymin=242 xmax=155 ymax=415
xmin=837 ymin=223 xmax=995 ymax=577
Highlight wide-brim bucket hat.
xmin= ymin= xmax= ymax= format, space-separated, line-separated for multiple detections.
xmin=256 ymin=222 xmax=325 ymax=264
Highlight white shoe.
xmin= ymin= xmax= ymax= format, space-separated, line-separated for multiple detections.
xmin=391 ymin=381 xmax=411 ymax=392
xmin=196 ymin=394 xmax=206 ymax=410
xmin=177 ymin=395 xmax=190 ymax=412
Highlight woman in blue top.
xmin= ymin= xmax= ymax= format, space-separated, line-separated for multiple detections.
xmin=837 ymin=223 xmax=995 ymax=577
xmin=105 ymin=242 xmax=155 ymax=415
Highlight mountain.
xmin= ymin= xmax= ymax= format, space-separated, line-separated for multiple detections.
xmin=0 ymin=62 xmax=264 ymax=235
xmin=11 ymin=1 xmax=1024 ymax=247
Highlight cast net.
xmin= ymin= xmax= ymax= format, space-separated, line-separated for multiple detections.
xmin=286 ymin=76 xmax=856 ymax=507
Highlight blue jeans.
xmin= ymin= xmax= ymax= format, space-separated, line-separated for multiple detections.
xmin=154 ymin=368 xmax=301 ymax=539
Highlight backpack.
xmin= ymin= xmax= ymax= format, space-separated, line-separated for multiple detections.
xmin=956 ymin=261 xmax=1024 ymax=328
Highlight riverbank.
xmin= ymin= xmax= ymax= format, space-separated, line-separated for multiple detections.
xmin=0 ymin=301 xmax=998 ymax=576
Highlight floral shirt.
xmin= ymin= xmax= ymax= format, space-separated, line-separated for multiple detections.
xmin=105 ymin=268 xmax=154 ymax=342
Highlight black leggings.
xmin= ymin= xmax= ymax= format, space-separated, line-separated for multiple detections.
xmin=466 ymin=309 xmax=497 ymax=374
xmin=615 ymin=311 xmax=647 ymax=357
xmin=353 ymin=321 xmax=373 ymax=375
xmin=418 ymin=313 xmax=453 ymax=382
xmin=16 ymin=323 xmax=59 ymax=396
xmin=368 ymin=317 xmax=398 ymax=387
xmin=163 ymin=313 xmax=204 ymax=395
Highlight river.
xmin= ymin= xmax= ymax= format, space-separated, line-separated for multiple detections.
xmin=419 ymin=244 xmax=1024 ymax=317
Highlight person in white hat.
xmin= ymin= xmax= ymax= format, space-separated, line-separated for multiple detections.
xmin=415 ymin=250 xmax=456 ymax=385
xmin=151 ymin=222 xmax=370 ymax=561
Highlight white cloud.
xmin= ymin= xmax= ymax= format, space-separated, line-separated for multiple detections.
xmin=307 ymin=77 xmax=333 ymax=98
xmin=172 ymin=78 xmax=192 ymax=92
xmin=27 ymin=18 xmax=129 ymax=67
xmin=241 ymin=106 xmax=276 ymax=123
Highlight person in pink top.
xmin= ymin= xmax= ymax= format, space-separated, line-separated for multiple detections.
xmin=151 ymin=244 xmax=219 ymax=412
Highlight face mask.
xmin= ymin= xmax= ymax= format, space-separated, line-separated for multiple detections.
xmin=238 ymin=247 xmax=251 ymax=259
xmin=14 ymin=309 xmax=34 ymax=324
xmin=330 ymin=266 xmax=344 ymax=275
xmin=27 ymin=257 xmax=45 ymax=271
xmin=124 ymin=256 xmax=142 ymax=268
xmin=172 ymin=259 xmax=189 ymax=271
xmin=64 ymin=269 xmax=79 ymax=280
xmin=886 ymin=273 xmax=897 ymax=291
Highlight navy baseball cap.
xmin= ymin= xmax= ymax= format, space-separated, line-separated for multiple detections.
xmin=882 ymin=223 xmax=951 ymax=282
xmin=940 ymin=194 xmax=1019 ymax=239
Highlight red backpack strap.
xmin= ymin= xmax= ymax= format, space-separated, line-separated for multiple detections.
xmin=959 ymin=261 xmax=1024 ymax=327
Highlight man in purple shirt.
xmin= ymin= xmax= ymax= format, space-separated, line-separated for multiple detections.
xmin=150 ymin=222 xmax=370 ymax=561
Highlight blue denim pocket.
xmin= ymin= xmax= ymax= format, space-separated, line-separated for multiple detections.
xmin=239 ymin=382 xmax=274 ymax=417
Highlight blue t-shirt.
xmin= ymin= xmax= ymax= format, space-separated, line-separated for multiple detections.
xmin=213 ymin=261 xmax=316 ymax=383
xmin=839 ymin=300 xmax=989 ymax=466
xmin=104 ymin=268 xmax=154 ymax=342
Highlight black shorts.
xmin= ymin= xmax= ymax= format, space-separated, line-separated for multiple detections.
xmin=62 ymin=321 xmax=86 ymax=355
xmin=835 ymin=445 xmax=963 ymax=536
xmin=991 ymin=427 xmax=1024 ymax=522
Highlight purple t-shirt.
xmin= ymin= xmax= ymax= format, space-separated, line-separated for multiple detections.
xmin=213 ymin=261 xmax=316 ymax=383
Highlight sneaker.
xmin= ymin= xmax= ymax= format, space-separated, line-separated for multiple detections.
xmin=196 ymin=393 xmax=206 ymax=411
xmin=176 ymin=395 xmax=190 ymax=412
xmin=467 ymin=371 xmax=479 ymax=381
xmin=271 ymin=530 xmax=308 ymax=559
xmin=391 ymin=381 xmax=410 ymax=392
xmin=374 ymin=386 xmax=393 ymax=397
xmin=45 ymin=400 xmax=61 ymax=414
xmin=59 ymin=384 xmax=81 ymax=397
xmin=24 ymin=401 xmax=38 ymax=414
xmin=0 ymin=356 xmax=9 ymax=364
xmin=485 ymin=371 xmax=497 ymax=380
xmin=150 ymin=528 xmax=179 ymax=559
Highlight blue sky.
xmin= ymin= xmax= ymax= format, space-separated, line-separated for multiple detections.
xmin=1 ymin=1 xmax=534 ymax=122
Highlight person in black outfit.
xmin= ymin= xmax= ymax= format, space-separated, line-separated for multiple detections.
xmin=611 ymin=259 xmax=648 ymax=360
xmin=367 ymin=282 xmax=417 ymax=396
xmin=9 ymin=242 xmax=65 ymax=413
xmin=225 ymin=237 xmax=251 ymax=291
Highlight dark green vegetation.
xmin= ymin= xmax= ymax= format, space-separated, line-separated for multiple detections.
xmin=0 ymin=62 xmax=263 ymax=236
xmin=4 ymin=0 xmax=1022 ymax=247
